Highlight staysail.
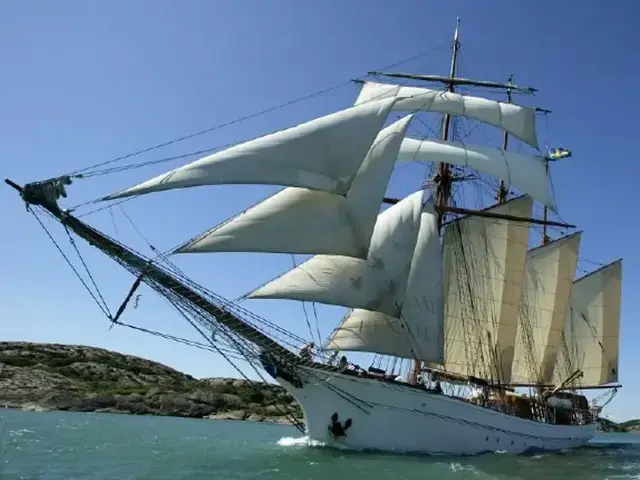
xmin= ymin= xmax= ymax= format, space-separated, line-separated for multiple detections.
xmin=510 ymin=233 xmax=582 ymax=385
xmin=103 ymin=98 xmax=397 ymax=200
xmin=173 ymin=115 xmax=415 ymax=257
xmin=249 ymin=190 xmax=444 ymax=363
xmin=553 ymin=260 xmax=622 ymax=386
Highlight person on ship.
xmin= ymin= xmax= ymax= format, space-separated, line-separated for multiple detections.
xmin=338 ymin=355 xmax=348 ymax=371
xmin=327 ymin=350 xmax=339 ymax=366
xmin=417 ymin=372 xmax=432 ymax=389
xmin=299 ymin=342 xmax=314 ymax=363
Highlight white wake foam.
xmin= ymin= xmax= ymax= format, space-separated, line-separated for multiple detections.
xmin=277 ymin=436 xmax=326 ymax=448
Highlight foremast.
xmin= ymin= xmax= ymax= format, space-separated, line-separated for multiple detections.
xmin=409 ymin=18 xmax=461 ymax=385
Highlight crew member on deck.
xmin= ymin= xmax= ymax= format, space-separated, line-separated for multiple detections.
xmin=338 ymin=355 xmax=348 ymax=370
xmin=327 ymin=350 xmax=339 ymax=366
xmin=299 ymin=342 xmax=314 ymax=363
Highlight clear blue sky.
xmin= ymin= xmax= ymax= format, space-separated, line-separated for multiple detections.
xmin=1 ymin=1 xmax=638 ymax=420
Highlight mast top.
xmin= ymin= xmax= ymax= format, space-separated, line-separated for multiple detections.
xmin=368 ymin=17 xmax=535 ymax=95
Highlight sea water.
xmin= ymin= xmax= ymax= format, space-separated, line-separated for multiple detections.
xmin=2 ymin=409 xmax=639 ymax=479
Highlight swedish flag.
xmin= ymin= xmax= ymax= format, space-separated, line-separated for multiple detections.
xmin=547 ymin=147 xmax=572 ymax=161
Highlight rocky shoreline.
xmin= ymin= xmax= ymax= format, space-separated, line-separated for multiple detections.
xmin=0 ymin=342 xmax=301 ymax=425
xmin=1 ymin=341 xmax=635 ymax=433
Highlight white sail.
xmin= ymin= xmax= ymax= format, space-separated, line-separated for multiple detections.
xmin=326 ymin=195 xmax=443 ymax=363
xmin=442 ymin=196 xmax=533 ymax=382
xmin=247 ymin=190 xmax=434 ymax=310
xmin=175 ymin=115 xmax=414 ymax=257
xmin=554 ymin=260 xmax=622 ymax=386
xmin=398 ymin=138 xmax=554 ymax=210
xmin=510 ymin=233 xmax=581 ymax=385
xmin=355 ymin=81 xmax=539 ymax=149
xmin=103 ymin=98 xmax=397 ymax=201
xmin=247 ymin=192 xmax=443 ymax=362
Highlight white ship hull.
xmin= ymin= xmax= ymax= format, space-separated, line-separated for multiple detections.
xmin=276 ymin=367 xmax=595 ymax=455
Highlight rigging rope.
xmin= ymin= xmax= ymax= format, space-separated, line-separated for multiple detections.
xmin=78 ymin=147 xmax=221 ymax=178
xmin=30 ymin=208 xmax=112 ymax=319
xmin=310 ymin=301 xmax=322 ymax=349
xmin=66 ymin=43 xmax=450 ymax=181
xmin=63 ymin=226 xmax=112 ymax=317
xmin=290 ymin=254 xmax=322 ymax=346
xmin=31 ymin=204 xmax=308 ymax=431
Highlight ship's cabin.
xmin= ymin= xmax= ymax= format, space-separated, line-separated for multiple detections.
xmin=468 ymin=389 xmax=595 ymax=425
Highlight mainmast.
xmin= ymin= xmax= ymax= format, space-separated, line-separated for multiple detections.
xmin=434 ymin=17 xmax=461 ymax=220
xmin=409 ymin=18 xmax=460 ymax=384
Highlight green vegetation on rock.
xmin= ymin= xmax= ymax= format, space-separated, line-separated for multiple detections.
xmin=0 ymin=342 xmax=301 ymax=424
xmin=597 ymin=417 xmax=628 ymax=433
xmin=1 ymin=342 xmax=634 ymax=432
xmin=619 ymin=419 xmax=640 ymax=431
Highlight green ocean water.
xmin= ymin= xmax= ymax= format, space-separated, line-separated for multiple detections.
xmin=2 ymin=409 xmax=639 ymax=479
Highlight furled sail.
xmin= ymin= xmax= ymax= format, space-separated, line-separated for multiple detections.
xmin=398 ymin=138 xmax=554 ymax=210
xmin=441 ymin=196 xmax=533 ymax=382
xmin=553 ymin=260 xmax=622 ymax=386
xmin=103 ymin=98 xmax=397 ymax=201
xmin=355 ymin=81 xmax=539 ymax=149
xmin=509 ymin=233 xmax=582 ymax=385
xmin=174 ymin=115 xmax=414 ymax=257
xmin=247 ymin=191 xmax=444 ymax=362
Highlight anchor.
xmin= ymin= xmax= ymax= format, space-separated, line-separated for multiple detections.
xmin=328 ymin=412 xmax=352 ymax=438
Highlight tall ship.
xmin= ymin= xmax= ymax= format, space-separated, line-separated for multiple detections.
xmin=6 ymin=20 xmax=622 ymax=455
